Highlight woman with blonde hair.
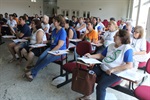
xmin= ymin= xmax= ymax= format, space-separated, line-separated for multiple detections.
xmin=41 ymin=15 xmax=50 ymax=34
xmin=95 ymin=20 xmax=118 ymax=53
xmin=130 ymin=26 xmax=147 ymax=70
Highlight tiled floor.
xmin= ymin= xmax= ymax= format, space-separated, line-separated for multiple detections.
xmin=0 ymin=39 xmax=149 ymax=100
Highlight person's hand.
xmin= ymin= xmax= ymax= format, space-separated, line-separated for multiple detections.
xmin=29 ymin=48 xmax=33 ymax=51
xmin=84 ymin=53 xmax=91 ymax=58
xmin=96 ymin=42 xmax=103 ymax=47
xmin=106 ymin=69 xmax=115 ymax=75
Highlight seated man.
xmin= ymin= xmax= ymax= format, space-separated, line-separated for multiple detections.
xmin=7 ymin=16 xmax=31 ymax=63
xmin=6 ymin=14 xmax=17 ymax=34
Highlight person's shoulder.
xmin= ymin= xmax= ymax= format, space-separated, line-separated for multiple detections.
xmin=37 ymin=28 xmax=44 ymax=32
xmin=123 ymin=44 xmax=132 ymax=51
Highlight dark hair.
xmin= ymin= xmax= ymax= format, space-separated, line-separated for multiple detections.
xmin=93 ymin=17 xmax=98 ymax=21
xmin=118 ymin=29 xmax=130 ymax=44
xmin=13 ymin=13 xmax=18 ymax=17
xmin=66 ymin=20 xmax=74 ymax=26
xmin=110 ymin=17 xmax=115 ymax=21
xmin=53 ymin=15 xmax=65 ymax=27
xmin=32 ymin=19 xmax=41 ymax=29
xmin=19 ymin=16 xmax=26 ymax=21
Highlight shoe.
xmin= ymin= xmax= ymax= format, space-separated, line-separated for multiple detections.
xmin=25 ymin=74 xmax=33 ymax=82
xmin=8 ymin=58 xmax=16 ymax=63
xmin=24 ymin=66 xmax=33 ymax=71
xmin=76 ymin=95 xmax=91 ymax=100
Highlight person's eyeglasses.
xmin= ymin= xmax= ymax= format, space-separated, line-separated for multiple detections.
xmin=134 ymin=31 xmax=139 ymax=34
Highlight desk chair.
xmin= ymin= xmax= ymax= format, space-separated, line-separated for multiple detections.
xmin=1 ymin=26 xmax=11 ymax=35
xmin=55 ymin=41 xmax=92 ymax=88
xmin=138 ymin=41 xmax=150 ymax=85
xmin=52 ymin=38 xmax=69 ymax=78
xmin=134 ymin=58 xmax=150 ymax=100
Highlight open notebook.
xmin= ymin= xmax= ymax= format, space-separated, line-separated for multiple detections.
xmin=77 ymin=56 xmax=102 ymax=64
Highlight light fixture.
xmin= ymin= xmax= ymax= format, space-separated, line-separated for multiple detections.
xmin=31 ymin=0 xmax=36 ymax=2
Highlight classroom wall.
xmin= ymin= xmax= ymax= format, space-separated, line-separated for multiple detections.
xmin=57 ymin=0 xmax=130 ymax=21
xmin=0 ymin=0 xmax=43 ymax=17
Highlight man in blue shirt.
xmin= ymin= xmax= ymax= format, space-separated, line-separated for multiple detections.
xmin=8 ymin=16 xmax=31 ymax=63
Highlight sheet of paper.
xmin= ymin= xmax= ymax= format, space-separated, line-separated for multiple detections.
xmin=12 ymin=39 xmax=28 ymax=43
xmin=2 ymin=35 xmax=16 ymax=38
xmin=77 ymin=56 xmax=102 ymax=64
xmin=114 ymin=69 xmax=141 ymax=82
xmin=47 ymin=50 xmax=69 ymax=55
xmin=69 ymin=39 xmax=82 ymax=42
xmin=29 ymin=44 xmax=47 ymax=48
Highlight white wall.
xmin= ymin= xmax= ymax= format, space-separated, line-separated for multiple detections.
xmin=0 ymin=0 xmax=43 ymax=17
xmin=57 ymin=0 xmax=129 ymax=21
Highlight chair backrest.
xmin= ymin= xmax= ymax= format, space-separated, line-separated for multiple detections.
xmin=146 ymin=41 xmax=150 ymax=53
xmin=76 ymin=31 xmax=80 ymax=39
xmin=76 ymin=41 xmax=92 ymax=57
xmin=146 ymin=58 xmax=150 ymax=74
xmin=66 ymin=37 xmax=69 ymax=49
xmin=138 ymin=41 xmax=150 ymax=68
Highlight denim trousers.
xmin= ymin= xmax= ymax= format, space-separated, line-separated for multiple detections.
xmin=31 ymin=48 xmax=61 ymax=78
xmin=92 ymin=65 xmax=121 ymax=100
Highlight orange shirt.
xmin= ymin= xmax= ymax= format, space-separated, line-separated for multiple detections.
xmin=86 ymin=29 xmax=98 ymax=42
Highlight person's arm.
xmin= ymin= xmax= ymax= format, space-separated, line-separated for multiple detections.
xmin=68 ymin=29 xmax=74 ymax=39
xmin=106 ymin=48 xmax=133 ymax=75
xmin=51 ymin=40 xmax=64 ymax=51
xmin=85 ymin=53 xmax=105 ymax=60
xmin=106 ymin=62 xmax=133 ymax=75
xmin=43 ymin=27 xmax=48 ymax=33
xmin=36 ymin=30 xmax=44 ymax=44
xmin=134 ymin=50 xmax=146 ymax=55
xmin=76 ymin=23 xmax=86 ymax=31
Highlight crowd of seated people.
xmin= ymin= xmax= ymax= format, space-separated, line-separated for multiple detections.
xmin=0 ymin=12 xmax=149 ymax=100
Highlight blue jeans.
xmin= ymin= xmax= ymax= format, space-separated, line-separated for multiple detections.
xmin=31 ymin=48 xmax=61 ymax=78
xmin=92 ymin=65 xmax=121 ymax=100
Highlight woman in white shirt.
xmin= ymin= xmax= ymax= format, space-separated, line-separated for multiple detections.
xmin=95 ymin=21 xmax=118 ymax=53
xmin=77 ymin=29 xmax=133 ymax=100
xmin=41 ymin=15 xmax=50 ymax=34
xmin=130 ymin=26 xmax=147 ymax=69
xmin=21 ymin=19 xmax=47 ymax=71
xmin=75 ymin=17 xmax=86 ymax=37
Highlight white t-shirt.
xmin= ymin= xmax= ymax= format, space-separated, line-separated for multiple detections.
xmin=101 ymin=43 xmax=133 ymax=74
xmin=41 ymin=23 xmax=50 ymax=33
xmin=99 ymin=22 xmax=105 ymax=31
xmin=30 ymin=29 xmax=47 ymax=44
xmin=76 ymin=23 xmax=86 ymax=34
xmin=7 ymin=20 xmax=17 ymax=27
xmin=102 ymin=30 xmax=118 ymax=47
xmin=130 ymin=36 xmax=146 ymax=52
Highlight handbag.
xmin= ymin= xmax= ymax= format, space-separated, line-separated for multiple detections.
xmin=71 ymin=65 xmax=96 ymax=96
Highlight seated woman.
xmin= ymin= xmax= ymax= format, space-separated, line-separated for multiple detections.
xmin=41 ymin=15 xmax=50 ymax=34
xmin=95 ymin=21 xmax=118 ymax=53
xmin=92 ymin=17 xmax=101 ymax=35
xmin=65 ymin=19 xmax=77 ymax=45
xmin=21 ymin=19 xmax=47 ymax=70
xmin=75 ymin=17 xmax=86 ymax=38
xmin=81 ymin=22 xmax=98 ymax=43
xmin=65 ymin=20 xmax=77 ymax=39
xmin=80 ymin=29 xmax=133 ymax=100
xmin=24 ymin=15 xmax=67 ymax=81
xmin=130 ymin=26 xmax=147 ymax=70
